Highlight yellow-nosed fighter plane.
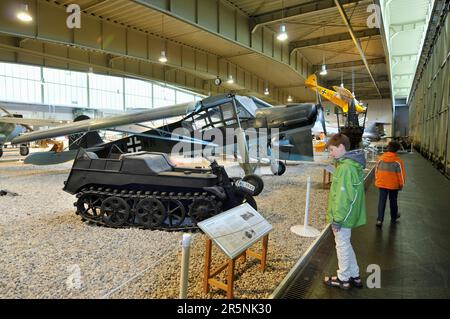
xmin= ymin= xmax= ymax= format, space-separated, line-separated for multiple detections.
xmin=305 ymin=74 xmax=366 ymax=113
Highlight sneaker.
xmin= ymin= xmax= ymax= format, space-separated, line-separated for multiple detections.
xmin=350 ymin=276 xmax=363 ymax=288
xmin=324 ymin=275 xmax=351 ymax=290
xmin=390 ymin=213 xmax=400 ymax=224
xmin=376 ymin=220 xmax=383 ymax=227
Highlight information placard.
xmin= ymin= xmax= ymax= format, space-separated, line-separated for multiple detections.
xmin=198 ymin=203 xmax=273 ymax=259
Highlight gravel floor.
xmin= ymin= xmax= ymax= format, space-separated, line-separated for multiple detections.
xmin=0 ymin=155 xmax=374 ymax=299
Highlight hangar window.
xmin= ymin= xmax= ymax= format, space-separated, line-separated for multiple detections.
xmin=176 ymin=91 xmax=195 ymax=103
xmin=43 ymin=68 xmax=88 ymax=108
xmin=154 ymin=84 xmax=176 ymax=108
xmin=0 ymin=62 xmax=42 ymax=104
xmin=125 ymin=78 xmax=152 ymax=109
xmin=89 ymin=73 xmax=124 ymax=110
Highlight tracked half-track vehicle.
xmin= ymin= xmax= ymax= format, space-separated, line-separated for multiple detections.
xmin=64 ymin=149 xmax=262 ymax=231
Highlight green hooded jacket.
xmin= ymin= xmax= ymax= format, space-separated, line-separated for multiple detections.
xmin=326 ymin=149 xmax=367 ymax=228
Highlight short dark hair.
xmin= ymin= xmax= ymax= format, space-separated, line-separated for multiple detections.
xmin=326 ymin=133 xmax=350 ymax=151
xmin=387 ymin=141 xmax=401 ymax=152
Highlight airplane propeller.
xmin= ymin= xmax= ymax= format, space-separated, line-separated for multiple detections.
xmin=313 ymin=82 xmax=327 ymax=136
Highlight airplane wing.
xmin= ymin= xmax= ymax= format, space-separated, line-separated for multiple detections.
xmin=0 ymin=117 xmax=63 ymax=126
xmin=12 ymin=102 xmax=196 ymax=144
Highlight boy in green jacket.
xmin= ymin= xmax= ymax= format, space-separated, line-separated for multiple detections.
xmin=324 ymin=133 xmax=367 ymax=290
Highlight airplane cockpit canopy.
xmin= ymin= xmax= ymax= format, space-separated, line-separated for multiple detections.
xmin=184 ymin=94 xmax=270 ymax=131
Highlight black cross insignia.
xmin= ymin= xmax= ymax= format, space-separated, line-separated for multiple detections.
xmin=126 ymin=136 xmax=142 ymax=153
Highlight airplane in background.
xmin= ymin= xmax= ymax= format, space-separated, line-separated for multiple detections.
xmin=13 ymin=94 xmax=327 ymax=176
xmin=0 ymin=106 xmax=62 ymax=158
xmin=305 ymin=74 xmax=366 ymax=114
xmin=305 ymin=74 xmax=369 ymax=149
xmin=363 ymin=121 xmax=391 ymax=141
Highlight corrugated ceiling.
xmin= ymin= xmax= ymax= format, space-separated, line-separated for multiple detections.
xmin=45 ymin=0 xmax=390 ymax=100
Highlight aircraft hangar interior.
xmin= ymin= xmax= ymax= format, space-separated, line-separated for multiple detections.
xmin=0 ymin=0 xmax=449 ymax=304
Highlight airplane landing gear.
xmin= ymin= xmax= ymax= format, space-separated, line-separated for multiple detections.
xmin=271 ymin=160 xmax=286 ymax=176
xmin=19 ymin=145 xmax=29 ymax=156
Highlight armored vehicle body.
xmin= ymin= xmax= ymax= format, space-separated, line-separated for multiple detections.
xmin=64 ymin=149 xmax=261 ymax=231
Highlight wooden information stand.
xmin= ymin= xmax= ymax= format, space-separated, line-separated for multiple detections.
xmin=323 ymin=169 xmax=332 ymax=189
xmin=203 ymin=234 xmax=269 ymax=299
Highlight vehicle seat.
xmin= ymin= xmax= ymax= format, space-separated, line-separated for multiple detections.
xmin=120 ymin=152 xmax=175 ymax=175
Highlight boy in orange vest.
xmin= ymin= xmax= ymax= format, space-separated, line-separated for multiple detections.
xmin=375 ymin=141 xmax=406 ymax=227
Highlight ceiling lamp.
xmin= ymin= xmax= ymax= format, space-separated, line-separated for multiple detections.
xmin=320 ymin=64 xmax=328 ymax=76
xmin=17 ymin=4 xmax=32 ymax=22
xmin=287 ymin=95 xmax=293 ymax=102
xmin=159 ymin=50 xmax=168 ymax=63
xmin=227 ymin=75 xmax=234 ymax=84
xmin=277 ymin=24 xmax=288 ymax=41
xmin=320 ymin=56 xmax=327 ymax=76
xmin=264 ymin=87 xmax=270 ymax=95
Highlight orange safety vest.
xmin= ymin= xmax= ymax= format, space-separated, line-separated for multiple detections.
xmin=375 ymin=152 xmax=406 ymax=190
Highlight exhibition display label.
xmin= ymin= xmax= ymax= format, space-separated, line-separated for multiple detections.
xmin=198 ymin=203 xmax=273 ymax=259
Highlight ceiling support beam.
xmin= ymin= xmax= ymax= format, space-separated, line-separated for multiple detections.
xmin=130 ymin=0 xmax=314 ymax=86
xmin=250 ymin=0 xmax=361 ymax=33
xmin=326 ymin=75 xmax=389 ymax=86
xmin=290 ymin=28 xmax=380 ymax=51
xmin=334 ymin=0 xmax=382 ymax=98
xmin=313 ymin=57 xmax=386 ymax=70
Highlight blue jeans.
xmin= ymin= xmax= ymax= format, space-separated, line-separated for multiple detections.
xmin=377 ymin=188 xmax=399 ymax=222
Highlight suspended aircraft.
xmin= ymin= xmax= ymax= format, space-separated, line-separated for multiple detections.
xmin=305 ymin=74 xmax=368 ymax=149
xmin=305 ymin=74 xmax=366 ymax=113
xmin=0 ymin=106 xmax=62 ymax=158
xmin=12 ymin=94 xmax=327 ymax=176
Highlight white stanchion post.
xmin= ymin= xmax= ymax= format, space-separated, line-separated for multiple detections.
xmin=303 ymin=176 xmax=311 ymax=228
xmin=179 ymin=233 xmax=192 ymax=299
xmin=291 ymin=176 xmax=321 ymax=237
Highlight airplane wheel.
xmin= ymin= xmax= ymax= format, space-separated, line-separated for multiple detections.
xmin=242 ymin=174 xmax=264 ymax=196
xmin=273 ymin=161 xmax=286 ymax=176
xmin=19 ymin=146 xmax=29 ymax=156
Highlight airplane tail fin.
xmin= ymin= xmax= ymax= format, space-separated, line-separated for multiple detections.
xmin=305 ymin=74 xmax=318 ymax=88
xmin=68 ymin=115 xmax=103 ymax=150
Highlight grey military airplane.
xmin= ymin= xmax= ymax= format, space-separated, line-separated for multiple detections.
xmin=12 ymin=94 xmax=326 ymax=175
xmin=0 ymin=106 xmax=62 ymax=158
xmin=363 ymin=121 xmax=391 ymax=141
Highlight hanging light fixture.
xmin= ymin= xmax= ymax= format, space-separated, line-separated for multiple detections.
xmin=320 ymin=56 xmax=327 ymax=76
xmin=158 ymin=50 xmax=168 ymax=63
xmin=264 ymin=87 xmax=270 ymax=95
xmin=277 ymin=24 xmax=288 ymax=41
xmin=277 ymin=1 xmax=288 ymax=41
xmin=227 ymin=63 xmax=234 ymax=84
xmin=159 ymin=14 xmax=167 ymax=64
xmin=17 ymin=4 xmax=33 ymax=22
xmin=287 ymin=95 xmax=293 ymax=102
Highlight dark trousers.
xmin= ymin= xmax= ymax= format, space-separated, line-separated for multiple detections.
xmin=377 ymin=188 xmax=399 ymax=222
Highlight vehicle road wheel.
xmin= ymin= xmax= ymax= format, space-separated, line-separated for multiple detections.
xmin=76 ymin=193 xmax=102 ymax=221
xmin=101 ymin=196 xmax=130 ymax=227
xmin=163 ymin=199 xmax=186 ymax=228
xmin=135 ymin=198 xmax=167 ymax=228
